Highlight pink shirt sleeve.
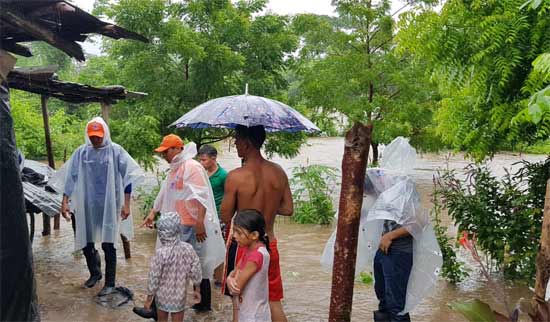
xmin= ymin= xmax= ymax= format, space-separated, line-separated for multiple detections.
xmin=239 ymin=249 xmax=264 ymax=273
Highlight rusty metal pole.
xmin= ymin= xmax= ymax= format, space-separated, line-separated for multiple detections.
xmin=40 ymin=95 xmax=55 ymax=234
xmin=531 ymin=179 xmax=550 ymax=322
xmin=329 ymin=122 xmax=372 ymax=322
xmin=100 ymin=101 xmax=131 ymax=259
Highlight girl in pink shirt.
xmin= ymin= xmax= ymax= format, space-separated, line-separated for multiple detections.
xmin=226 ymin=210 xmax=271 ymax=322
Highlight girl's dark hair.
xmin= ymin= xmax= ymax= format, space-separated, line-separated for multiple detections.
xmin=233 ymin=209 xmax=270 ymax=252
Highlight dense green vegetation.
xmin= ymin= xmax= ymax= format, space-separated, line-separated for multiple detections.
xmin=12 ymin=0 xmax=550 ymax=164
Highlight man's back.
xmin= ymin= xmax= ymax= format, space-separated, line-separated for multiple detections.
xmin=224 ymin=159 xmax=291 ymax=239
xmin=219 ymin=125 xmax=293 ymax=322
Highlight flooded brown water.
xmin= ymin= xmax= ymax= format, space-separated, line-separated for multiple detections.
xmin=32 ymin=137 xmax=544 ymax=321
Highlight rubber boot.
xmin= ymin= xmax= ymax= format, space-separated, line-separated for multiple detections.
xmin=98 ymin=244 xmax=116 ymax=296
xmin=133 ymin=298 xmax=158 ymax=321
xmin=83 ymin=249 xmax=102 ymax=288
xmin=192 ymin=279 xmax=212 ymax=312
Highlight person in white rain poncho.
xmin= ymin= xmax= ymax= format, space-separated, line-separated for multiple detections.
xmin=58 ymin=117 xmax=144 ymax=296
xmin=142 ymin=134 xmax=225 ymax=313
xmin=321 ymin=137 xmax=442 ymax=322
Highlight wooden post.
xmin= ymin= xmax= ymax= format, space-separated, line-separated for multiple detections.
xmin=329 ymin=122 xmax=372 ymax=322
xmin=40 ymin=95 xmax=54 ymax=169
xmin=40 ymin=95 xmax=61 ymax=231
xmin=100 ymin=101 xmax=111 ymax=124
xmin=100 ymin=101 xmax=131 ymax=259
xmin=530 ymin=179 xmax=550 ymax=322
xmin=29 ymin=213 xmax=35 ymax=243
xmin=121 ymin=235 xmax=131 ymax=259
xmin=41 ymin=214 xmax=51 ymax=236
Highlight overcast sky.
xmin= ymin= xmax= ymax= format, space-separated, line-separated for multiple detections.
xmin=72 ymin=0 xmax=409 ymax=55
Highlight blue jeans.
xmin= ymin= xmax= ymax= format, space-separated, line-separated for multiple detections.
xmin=178 ymin=224 xmax=203 ymax=254
xmin=374 ymin=249 xmax=413 ymax=322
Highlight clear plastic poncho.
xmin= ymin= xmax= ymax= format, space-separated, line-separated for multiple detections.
xmin=153 ymin=142 xmax=225 ymax=279
xmin=321 ymin=137 xmax=443 ymax=314
xmin=50 ymin=117 xmax=144 ymax=251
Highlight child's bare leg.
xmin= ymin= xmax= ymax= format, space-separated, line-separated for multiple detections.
xmin=232 ymin=296 xmax=240 ymax=322
xmin=171 ymin=311 xmax=184 ymax=322
xmin=157 ymin=309 xmax=169 ymax=322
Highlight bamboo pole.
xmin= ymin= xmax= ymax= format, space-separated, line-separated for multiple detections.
xmin=328 ymin=122 xmax=372 ymax=322
xmin=100 ymin=101 xmax=131 ymax=259
xmin=531 ymin=179 xmax=550 ymax=322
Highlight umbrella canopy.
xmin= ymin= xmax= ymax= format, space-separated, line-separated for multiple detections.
xmin=170 ymin=92 xmax=320 ymax=133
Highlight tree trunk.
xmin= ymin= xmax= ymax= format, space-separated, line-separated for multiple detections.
xmin=530 ymin=179 xmax=550 ymax=322
xmin=328 ymin=122 xmax=372 ymax=322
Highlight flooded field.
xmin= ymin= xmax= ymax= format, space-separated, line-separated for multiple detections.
xmin=32 ymin=137 xmax=544 ymax=321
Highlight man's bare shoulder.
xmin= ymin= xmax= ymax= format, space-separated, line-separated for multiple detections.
xmin=226 ymin=167 xmax=252 ymax=183
xmin=264 ymin=160 xmax=287 ymax=176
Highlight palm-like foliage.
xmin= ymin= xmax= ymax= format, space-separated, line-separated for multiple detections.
xmin=398 ymin=0 xmax=550 ymax=159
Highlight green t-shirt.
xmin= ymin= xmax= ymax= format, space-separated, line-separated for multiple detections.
xmin=209 ymin=164 xmax=228 ymax=215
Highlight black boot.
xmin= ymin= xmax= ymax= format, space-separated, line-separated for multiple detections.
xmin=374 ymin=310 xmax=390 ymax=322
xmin=192 ymin=279 xmax=212 ymax=312
xmin=98 ymin=243 xmax=116 ymax=296
xmin=133 ymin=299 xmax=158 ymax=321
xmin=83 ymin=247 xmax=102 ymax=288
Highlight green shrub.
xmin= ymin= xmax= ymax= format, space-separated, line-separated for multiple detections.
xmin=435 ymin=158 xmax=549 ymax=281
xmin=290 ymin=165 xmax=338 ymax=225
xmin=137 ymin=169 xmax=165 ymax=223
xmin=431 ymin=177 xmax=468 ymax=284
xmin=358 ymin=271 xmax=373 ymax=285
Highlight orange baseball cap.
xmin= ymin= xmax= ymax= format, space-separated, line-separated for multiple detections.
xmin=154 ymin=134 xmax=184 ymax=152
xmin=87 ymin=121 xmax=104 ymax=138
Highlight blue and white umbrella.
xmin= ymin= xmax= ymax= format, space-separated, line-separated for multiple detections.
xmin=170 ymin=86 xmax=320 ymax=133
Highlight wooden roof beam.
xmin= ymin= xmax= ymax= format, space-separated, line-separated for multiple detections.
xmin=0 ymin=8 xmax=85 ymax=61
xmin=0 ymin=42 xmax=32 ymax=57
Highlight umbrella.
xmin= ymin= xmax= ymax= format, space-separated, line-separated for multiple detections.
xmin=170 ymin=85 xmax=320 ymax=133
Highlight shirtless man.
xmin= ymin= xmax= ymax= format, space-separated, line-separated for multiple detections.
xmin=221 ymin=125 xmax=293 ymax=322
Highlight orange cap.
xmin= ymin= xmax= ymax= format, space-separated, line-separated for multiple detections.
xmin=154 ymin=134 xmax=184 ymax=152
xmin=87 ymin=121 xmax=104 ymax=138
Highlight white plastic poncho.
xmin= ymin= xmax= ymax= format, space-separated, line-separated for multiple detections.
xmin=321 ymin=137 xmax=443 ymax=314
xmin=153 ymin=142 xmax=225 ymax=279
xmin=50 ymin=117 xmax=144 ymax=251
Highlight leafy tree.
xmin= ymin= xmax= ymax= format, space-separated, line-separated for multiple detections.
xmin=511 ymin=1 xmax=550 ymax=143
xmin=10 ymin=90 xmax=84 ymax=161
xmin=397 ymin=0 xmax=550 ymax=159
xmin=89 ymin=0 xmax=305 ymax=161
xmin=291 ymin=1 xmax=440 ymax=162
xmin=300 ymin=3 xmax=442 ymax=320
